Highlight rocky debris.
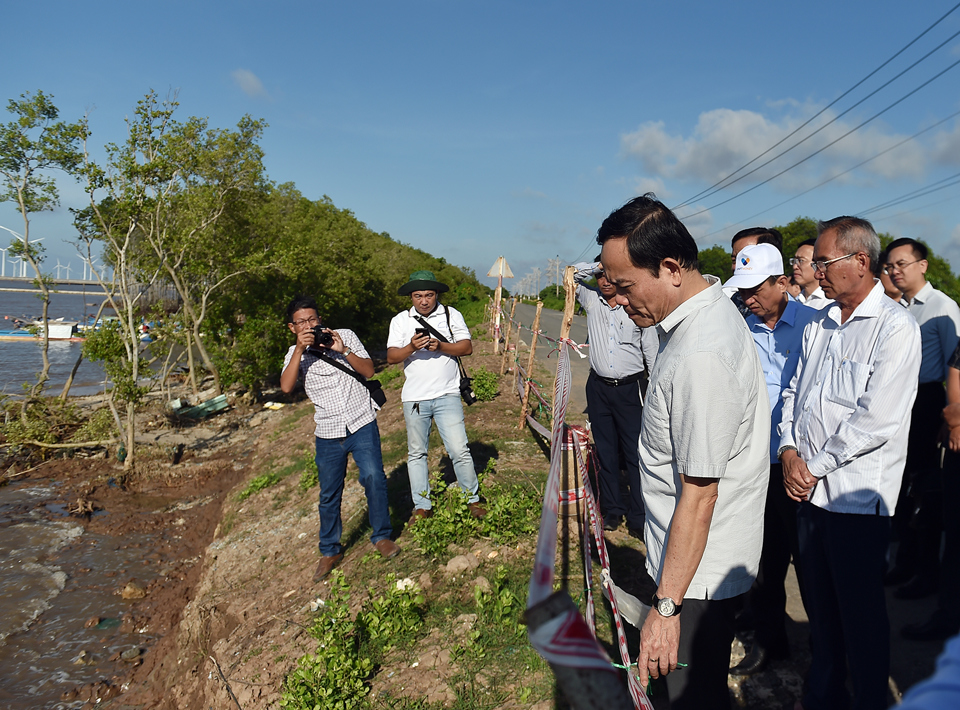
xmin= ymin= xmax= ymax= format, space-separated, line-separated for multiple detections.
xmin=444 ymin=553 xmax=480 ymax=576
xmin=121 ymin=581 xmax=146 ymax=600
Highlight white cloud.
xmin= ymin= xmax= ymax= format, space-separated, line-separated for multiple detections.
xmin=932 ymin=121 xmax=960 ymax=166
xmin=630 ymin=176 xmax=667 ymax=198
xmin=620 ymin=106 xmax=931 ymax=192
xmin=231 ymin=69 xmax=269 ymax=99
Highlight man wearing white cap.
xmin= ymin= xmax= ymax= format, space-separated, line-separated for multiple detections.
xmin=724 ymin=243 xmax=818 ymax=676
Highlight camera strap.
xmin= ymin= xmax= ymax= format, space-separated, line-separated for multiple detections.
xmin=310 ymin=347 xmax=386 ymax=405
xmin=414 ymin=310 xmax=469 ymax=380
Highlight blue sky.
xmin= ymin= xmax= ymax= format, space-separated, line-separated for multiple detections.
xmin=3 ymin=0 xmax=960 ymax=291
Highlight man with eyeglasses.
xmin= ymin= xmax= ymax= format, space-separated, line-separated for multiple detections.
xmin=724 ymin=243 xmax=818 ymax=677
xmin=779 ymin=217 xmax=921 ymax=710
xmin=281 ymin=295 xmax=399 ymax=583
xmin=882 ymin=238 xmax=960 ymax=630
xmin=790 ymin=239 xmax=831 ymax=310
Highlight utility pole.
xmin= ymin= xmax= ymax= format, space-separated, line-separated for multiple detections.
xmin=532 ymin=267 xmax=542 ymax=297
xmin=548 ymin=257 xmax=562 ymax=296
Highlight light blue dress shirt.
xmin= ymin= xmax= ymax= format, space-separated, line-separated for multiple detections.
xmin=573 ymin=262 xmax=658 ymax=379
xmin=746 ymin=299 xmax=819 ymax=462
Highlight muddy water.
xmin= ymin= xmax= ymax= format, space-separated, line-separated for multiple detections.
xmin=0 ymin=481 xmax=158 ymax=708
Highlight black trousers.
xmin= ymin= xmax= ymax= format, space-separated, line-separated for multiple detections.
xmin=892 ymin=382 xmax=945 ymax=581
xmin=938 ymin=448 xmax=960 ymax=623
xmin=797 ymin=503 xmax=891 ymax=710
xmin=652 ymin=596 xmax=741 ymax=710
xmin=585 ymin=370 xmax=645 ymax=530
xmin=749 ymin=463 xmax=806 ymax=654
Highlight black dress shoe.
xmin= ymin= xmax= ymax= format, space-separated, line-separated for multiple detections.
xmin=603 ymin=514 xmax=622 ymax=532
xmin=628 ymin=527 xmax=644 ymax=541
xmin=894 ymin=576 xmax=939 ymax=600
xmin=730 ymin=645 xmax=769 ymax=676
xmin=901 ymin=612 xmax=960 ymax=642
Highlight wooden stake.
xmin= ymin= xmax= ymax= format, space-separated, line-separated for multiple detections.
xmin=559 ymin=265 xmax=576 ymax=340
xmin=518 ymin=301 xmax=543 ymax=430
xmin=499 ymin=298 xmax=518 ymax=376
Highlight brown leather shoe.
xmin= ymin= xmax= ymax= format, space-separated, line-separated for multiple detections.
xmin=374 ymin=538 xmax=401 ymax=559
xmin=468 ymin=502 xmax=487 ymax=519
xmin=408 ymin=508 xmax=433 ymax=525
xmin=313 ymin=553 xmax=343 ymax=582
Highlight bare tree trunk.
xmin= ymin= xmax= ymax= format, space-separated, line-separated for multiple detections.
xmin=185 ymin=330 xmax=199 ymax=395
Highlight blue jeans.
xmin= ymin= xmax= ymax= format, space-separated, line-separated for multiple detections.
xmin=314 ymin=420 xmax=393 ymax=556
xmin=402 ymin=394 xmax=479 ymax=510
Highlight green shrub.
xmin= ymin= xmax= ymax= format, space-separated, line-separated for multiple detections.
xmin=281 ymin=572 xmax=426 ymax=709
xmin=470 ymin=366 xmax=499 ymax=402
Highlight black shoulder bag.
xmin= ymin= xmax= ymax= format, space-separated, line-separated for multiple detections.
xmin=414 ymin=309 xmax=477 ymax=406
xmin=310 ymin=347 xmax=387 ymax=407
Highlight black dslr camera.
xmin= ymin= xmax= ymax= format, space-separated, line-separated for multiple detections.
xmin=311 ymin=325 xmax=334 ymax=348
xmin=459 ymin=376 xmax=477 ymax=406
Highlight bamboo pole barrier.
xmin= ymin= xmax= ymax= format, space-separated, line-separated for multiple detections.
xmin=559 ymin=265 xmax=576 ymax=340
xmin=499 ymin=298 xmax=518 ymax=376
xmin=517 ymin=301 xmax=543 ymax=431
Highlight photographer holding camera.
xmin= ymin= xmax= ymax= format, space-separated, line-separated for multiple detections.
xmin=387 ymin=271 xmax=485 ymax=524
xmin=281 ymin=296 xmax=399 ymax=582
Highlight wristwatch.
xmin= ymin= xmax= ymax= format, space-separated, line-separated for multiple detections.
xmin=342 ymin=347 xmax=352 ymax=357
xmin=652 ymin=594 xmax=682 ymax=617
xmin=777 ymin=444 xmax=798 ymax=461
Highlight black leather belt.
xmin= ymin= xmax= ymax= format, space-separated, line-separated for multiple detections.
xmin=591 ymin=370 xmax=644 ymax=387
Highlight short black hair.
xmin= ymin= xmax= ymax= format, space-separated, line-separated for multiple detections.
xmin=286 ymin=295 xmax=319 ymax=324
xmin=886 ymin=237 xmax=928 ymax=261
xmin=731 ymin=227 xmax=784 ymax=254
xmin=799 ymin=238 xmax=817 ymax=249
xmin=596 ymin=193 xmax=699 ymax=276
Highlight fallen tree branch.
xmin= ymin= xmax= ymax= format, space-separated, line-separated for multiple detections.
xmin=19 ymin=438 xmax=118 ymax=449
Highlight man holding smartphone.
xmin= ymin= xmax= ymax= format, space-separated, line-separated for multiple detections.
xmin=387 ymin=270 xmax=485 ymax=523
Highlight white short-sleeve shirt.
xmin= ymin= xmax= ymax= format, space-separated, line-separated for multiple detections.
xmin=640 ymin=276 xmax=770 ymax=600
xmin=387 ymin=304 xmax=471 ymax=402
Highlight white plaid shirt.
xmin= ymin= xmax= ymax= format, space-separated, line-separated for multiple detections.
xmin=282 ymin=329 xmax=378 ymax=439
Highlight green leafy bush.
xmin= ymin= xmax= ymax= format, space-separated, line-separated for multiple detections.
xmin=281 ymin=572 xmax=426 ymax=710
xmin=409 ymin=468 xmax=541 ymax=559
xmin=470 ymin=366 xmax=499 ymax=402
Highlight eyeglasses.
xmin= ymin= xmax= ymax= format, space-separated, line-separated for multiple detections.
xmin=812 ymin=253 xmax=857 ymax=274
xmin=883 ymin=259 xmax=922 ymax=275
xmin=292 ymin=316 xmax=320 ymax=327
xmin=788 ymin=257 xmax=809 ymax=267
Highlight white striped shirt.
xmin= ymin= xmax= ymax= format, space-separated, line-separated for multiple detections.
xmin=779 ymin=281 xmax=921 ymax=516
xmin=283 ymin=329 xmax=377 ymax=439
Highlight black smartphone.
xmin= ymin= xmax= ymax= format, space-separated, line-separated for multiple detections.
xmin=415 ymin=328 xmax=429 ymax=336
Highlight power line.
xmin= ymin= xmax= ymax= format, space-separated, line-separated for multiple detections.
xmin=673 ymin=1 xmax=960 ymax=210
xmin=679 ymin=54 xmax=960 ymax=221
xmin=698 ymin=107 xmax=960 ymax=241
xmin=859 ymin=171 xmax=960 ymax=216
xmin=675 ymin=22 xmax=960 ymax=212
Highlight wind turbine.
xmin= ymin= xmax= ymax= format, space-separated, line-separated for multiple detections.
xmin=55 ymin=260 xmax=64 ymax=279
xmin=63 ymin=262 xmax=72 ymax=280
xmin=0 ymin=247 xmax=7 ymax=278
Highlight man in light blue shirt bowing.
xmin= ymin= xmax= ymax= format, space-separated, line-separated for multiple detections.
xmin=723 ymin=242 xmax=817 ymax=677
xmin=573 ymin=256 xmax=659 ymax=538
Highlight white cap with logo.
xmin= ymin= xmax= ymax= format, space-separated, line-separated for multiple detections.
xmin=723 ymin=243 xmax=785 ymax=290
